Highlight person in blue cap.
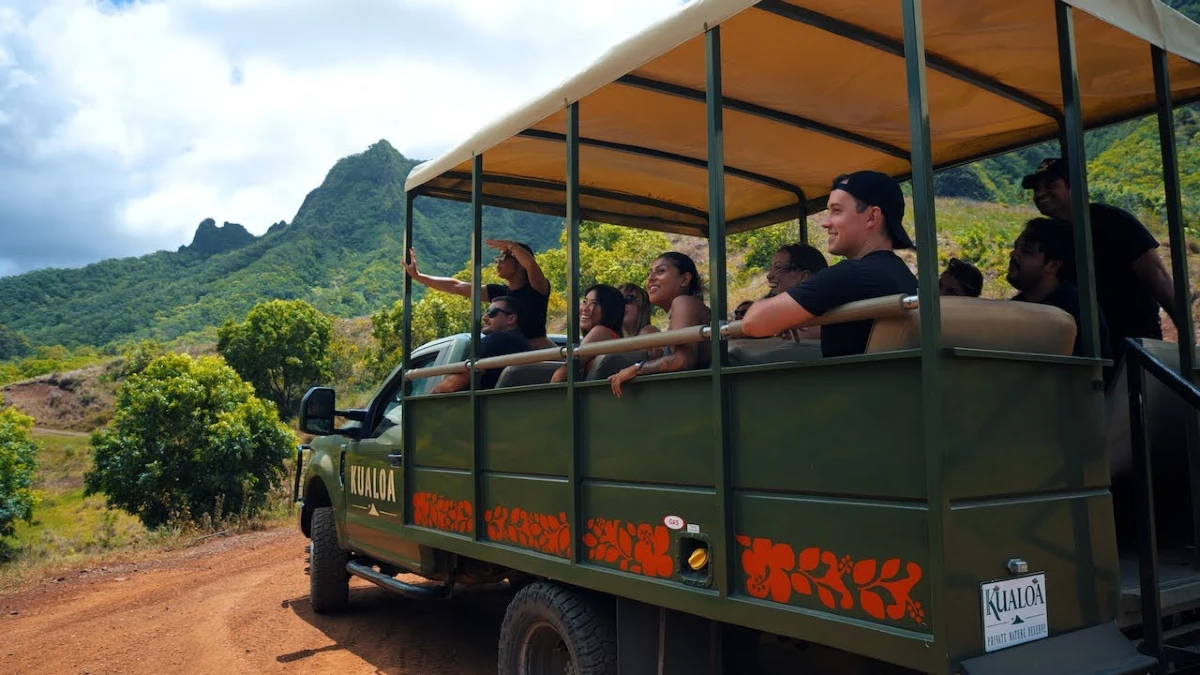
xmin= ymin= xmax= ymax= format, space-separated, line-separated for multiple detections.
xmin=741 ymin=171 xmax=918 ymax=357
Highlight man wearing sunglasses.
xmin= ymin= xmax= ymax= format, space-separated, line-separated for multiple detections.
xmin=403 ymin=238 xmax=553 ymax=349
xmin=430 ymin=296 xmax=531 ymax=393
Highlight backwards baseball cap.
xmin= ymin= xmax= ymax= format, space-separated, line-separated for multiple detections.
xmin=1021 ymin=157 xmax=1068 ymax=189
xmin=830 ymin=171 xmax=914 ymax=249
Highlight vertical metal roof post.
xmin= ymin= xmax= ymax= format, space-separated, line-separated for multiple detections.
xmin=706 ymin=24 xmax=734 ymax=601
xmin=470 ymin=154 xmax=484 ymax=541
xmin=1152 ymin=44 xmax=1200 ymax=561
xmin=798 ymin=200 xmax=808 ymax=245
xmin=1055 ymin=0 xmax=1101 ymax=359
xmin=402 ymin=190 xmax=415 ymax=527
xmin=565 ymin=101 xmax=582 ymax=565
xmin=902 ymin=0 xmax=945 ymax=668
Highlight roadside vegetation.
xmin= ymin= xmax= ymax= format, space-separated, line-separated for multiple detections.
xmin=0 ymin=100 xmax=1196 ymax=587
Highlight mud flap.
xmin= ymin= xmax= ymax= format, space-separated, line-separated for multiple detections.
xmin=959 ymin=623 xmax=1157 ymax=675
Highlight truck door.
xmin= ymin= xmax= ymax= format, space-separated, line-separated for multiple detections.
xmin=343 ymin=350 xmax=438 ymax=568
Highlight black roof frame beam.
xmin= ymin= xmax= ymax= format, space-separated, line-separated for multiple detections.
xmin=617 ymin=74 xmax=909 ymax=160
xmin=517 ymin=128 xmax=804 ymax=198
xmin=755 ymin=0 xmax=1064 ymax=123
xmin=439 ymin=170 xmax=709 ymax=222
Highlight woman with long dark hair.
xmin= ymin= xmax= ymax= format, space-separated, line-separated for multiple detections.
xmin=609 ymin=252 xmax=711 ymax=397
xmin=551 ymin=283 xmax=625 ymax=383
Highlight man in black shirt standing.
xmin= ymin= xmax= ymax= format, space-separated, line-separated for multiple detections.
xmin=430 ymin=296 xmax=531 ymax=393
xmin=1007 ymin=217 xmax=1112 ymax=362
xmin=403 ymin=239 xmax=553 ymax=349
xmin=742 ymin=171 xmax=918 ymax=357
xmin=1022 ymin=157 xmax=1178 ymax=356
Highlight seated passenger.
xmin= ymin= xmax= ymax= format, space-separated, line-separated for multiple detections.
xmin=765 ymin=242 xmax=829 ymax=340
xmin=1006 ymin=217 xmax=1112 ymax=361
xmin=741 ymin=171 xmax=918 ymax=357
xmin=939 ymin=257 xmax=983 ymax=297
xmin=551 ymin=284 xmax=624 ymax=383
xmin=430 ymin=296 xmax=531 ymax=393
xmin=766 ymin=243 xmax=828 ymax=297
xmin=732 ymin=300 xmax=753 ymax=321
xmin=619 ymin=282 xmax=663 ymax=360
xmin=609 ymin=252 xmax=711 ymax=397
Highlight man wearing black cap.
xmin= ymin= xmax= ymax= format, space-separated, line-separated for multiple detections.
xmin=742 ymin=171 xmax=918 ymax=357
xmin=1022 ymin=157 xmax=1178 ymax=355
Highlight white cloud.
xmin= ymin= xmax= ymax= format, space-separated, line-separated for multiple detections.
xmin=0 ymin=0 xmax=681 ymax=275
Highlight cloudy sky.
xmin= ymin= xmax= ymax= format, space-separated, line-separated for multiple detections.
xmin=0 ymin=0 xmax=685 ymax=277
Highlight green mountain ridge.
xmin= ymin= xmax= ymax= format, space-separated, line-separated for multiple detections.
xmin=0 ymin=140 xmax=563 ymax=348
xmin=1 ymin=0 xmax=1197 ymax=351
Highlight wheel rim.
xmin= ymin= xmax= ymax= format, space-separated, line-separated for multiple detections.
xmin=519 ymin=620 xmax=576 ymax=675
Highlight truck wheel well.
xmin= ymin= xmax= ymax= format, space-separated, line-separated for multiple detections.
xmin=301 ymin=478 xmax=332 ymax=538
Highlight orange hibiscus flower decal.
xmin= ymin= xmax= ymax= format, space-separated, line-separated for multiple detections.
xmin=411 ymin=492 xmax=473 ymax=534
xmin=484 ymin=506 xmax=571 ymax=558
xmin=583 ymin=518 xmax=674 ymax=579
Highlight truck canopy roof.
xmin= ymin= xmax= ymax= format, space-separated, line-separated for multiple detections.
xmin=404 ymin=0 xmax=1200 ymax=238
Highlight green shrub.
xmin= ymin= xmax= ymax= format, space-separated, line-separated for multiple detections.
xmin=84 ymin=353 xmax=295 ymax=529
xmin=0 ymin=396 xmax=40 ymax=537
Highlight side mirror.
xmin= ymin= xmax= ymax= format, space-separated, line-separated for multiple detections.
xmin=300 ymin=387 xmax=336 ymax=435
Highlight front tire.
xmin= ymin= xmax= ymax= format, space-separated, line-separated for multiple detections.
xmin=498 ymin=581 xmax=616 ymax=675
xmin=309 ymin=506 xmax=349 ymax=613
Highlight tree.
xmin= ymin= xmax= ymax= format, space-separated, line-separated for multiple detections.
xmin=85 ymin=353 xmax=295 ymax=529
xmin=217 ymin=299 xmax=333 ymax=420
xmin=0 ymin=395 xmax=40 ymax=538
xmin=0 ymin=325 xmax=31 ymax=361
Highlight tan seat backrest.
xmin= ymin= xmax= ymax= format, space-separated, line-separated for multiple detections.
xmin=865 ymin=296 xmax=1077 ymax=356
xmin=728 ymin=337 xmax=823 ymax=366
xmin=493 ymin=361 xmax=562 ymax=388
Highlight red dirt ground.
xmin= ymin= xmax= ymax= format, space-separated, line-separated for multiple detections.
xmin=0 ymin=526 xmax=510 ymax=675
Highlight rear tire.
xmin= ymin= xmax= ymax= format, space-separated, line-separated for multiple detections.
xmin=309 ymin=506 xmax=349 ymax=613
xmin=498 ymin=581 xmax=616 ymax=675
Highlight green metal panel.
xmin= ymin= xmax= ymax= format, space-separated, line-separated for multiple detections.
xmin=580 ymin=375 xmax=715 ymax=486
xmin=733 ymin=493 xmax=932 ymax=633
xmin=730 ymin=357 xmax=925 ymax=499
xmin=481 ymin=388 xmax=570 ymax=476
xmin=408 ymin=396 xmax=473 ymax=470
xmin=410 ymin=466 xmax=472 ymax=506
xmin=943 ymin=494 xmax=1120 ymax=667
xmin=941 ymin=356 xmax=1108 ymax=500
xmin=482 ymin=473 xmax=571 ymax=557
xmin=581 ymin=481 xmax=718 ymax=581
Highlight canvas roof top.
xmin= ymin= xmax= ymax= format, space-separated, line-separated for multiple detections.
xmin=405 ymin=0 xmax=1200 ymax=238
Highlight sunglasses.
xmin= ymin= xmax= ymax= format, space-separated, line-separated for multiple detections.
xmin=484 ymin=307 xmax=514 ymax=318
xmin=493 ymin=252 xmax=512 ymax=264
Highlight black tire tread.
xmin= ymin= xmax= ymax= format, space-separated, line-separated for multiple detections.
xmin=309 ymin=506 xmax=350 ymax=613
xmin=498 ymin=581 xmax=616 ymax=675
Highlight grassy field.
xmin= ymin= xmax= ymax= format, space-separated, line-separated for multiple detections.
xmin=0 ymin=428 xmax=293 ymax=591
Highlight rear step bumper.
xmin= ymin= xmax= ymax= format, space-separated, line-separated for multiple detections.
xmin=960 ymin=623 xmax=1157 ymax=675
xmin=345 ymin=560 xmax=453 ymax=600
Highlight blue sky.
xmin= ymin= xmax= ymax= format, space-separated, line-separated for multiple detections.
xmin=0 ymin=0 xmax=682 ymax=276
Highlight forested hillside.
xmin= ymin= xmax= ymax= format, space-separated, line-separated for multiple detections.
xmin=0 ymin=0 xmax=1197 ymax=352
xmin=0 ymin=141 xmax=561 ymax=348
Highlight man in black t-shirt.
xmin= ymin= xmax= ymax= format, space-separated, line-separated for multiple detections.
xmin=430 ymin=296 xmax=531 ymax=393
xmin=1006 ymin=217 xmax=1112 ymax=364
xmin=742 ymin=171 xmax=918 ymax=357
xmin=1022 ymin=157 xmax=1178 ymax=354
xmin=403 ymin=238 xmax=553 ymax=349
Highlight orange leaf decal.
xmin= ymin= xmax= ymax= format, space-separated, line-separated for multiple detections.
xmin=735 ymin=533 xmax=926 ymax=627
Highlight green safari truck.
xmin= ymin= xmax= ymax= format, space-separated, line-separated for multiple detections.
xmin=294 ymin=0 xmax=1200 ymax=672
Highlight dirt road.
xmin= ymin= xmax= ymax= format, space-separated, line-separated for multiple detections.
xmin=0 ymin=526 xmax=510 ymax=675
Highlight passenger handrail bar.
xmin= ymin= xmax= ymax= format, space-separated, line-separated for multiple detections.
xmin=1124 ymin=337 xmax=1200 ymax=672
xmin=403 ymin=294 xmax=919 ymax=381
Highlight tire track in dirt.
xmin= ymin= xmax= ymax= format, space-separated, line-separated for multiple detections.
xmin=0 ymin=526 xmax=509 ymax=674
